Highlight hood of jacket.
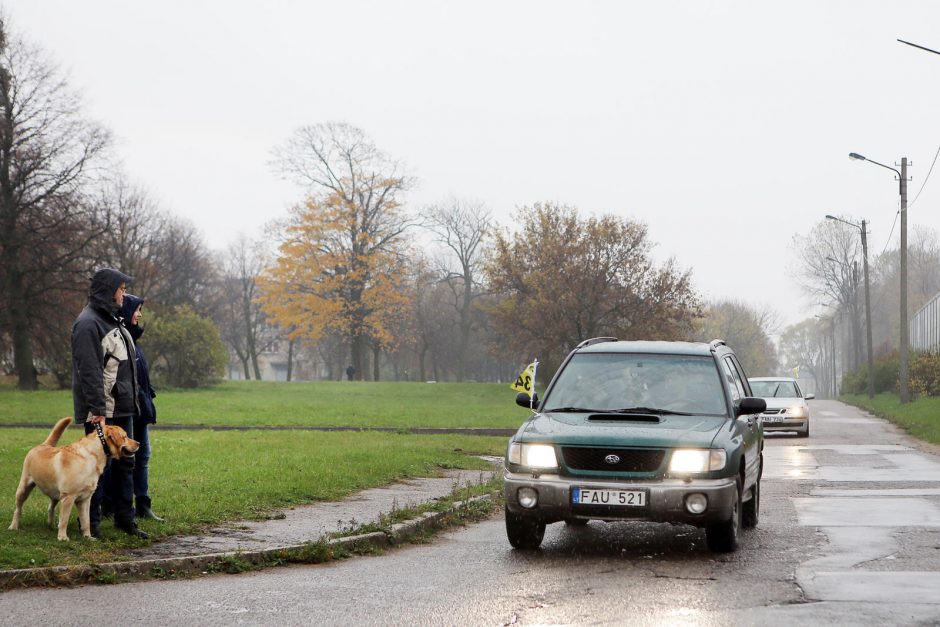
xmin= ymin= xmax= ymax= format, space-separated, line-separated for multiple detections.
xmin=120 ymin=293 xmax=146 ymax=340
xmin=89 ymin=268 xmax=133 ymax=318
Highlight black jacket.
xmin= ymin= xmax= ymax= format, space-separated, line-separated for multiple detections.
xmin=71 ymin=269 xmax=139 ymax=423
xmin=121 ymin=294 xmax=157 ymax=424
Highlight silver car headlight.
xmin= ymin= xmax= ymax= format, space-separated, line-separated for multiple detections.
xmin=508 ymin=442 xmax=558 ymax=469
xmin=787 ymin=406 xmax=808 ymax=418
xmin=669 ymin=449 xmax=727 ymax=473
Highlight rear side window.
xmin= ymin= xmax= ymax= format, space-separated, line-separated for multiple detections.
xmin=721 ymin=357 xmax=746 ymax=401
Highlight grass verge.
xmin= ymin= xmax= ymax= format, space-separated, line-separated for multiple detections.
xmin=0 ymin=426 xmax=506 ymax=571
xmin=840 ymin=392 xmax=940 ymax=445
xmin=2 ymin=476 xmax=504 ymax=588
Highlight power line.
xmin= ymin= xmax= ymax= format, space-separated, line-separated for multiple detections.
xmin=910 ymin=145 xmax=940 ymax=208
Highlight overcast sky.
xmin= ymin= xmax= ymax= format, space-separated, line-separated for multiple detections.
xmin=7 ymin=0 xmax=940 ymax=332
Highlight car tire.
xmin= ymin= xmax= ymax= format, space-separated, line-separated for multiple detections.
xmin=798 ymin=423 xmax=810 ymax=438
xmin=742 ymin=478 xmax=760 ymax=528
xmin=505 ymin=507 xmax=545 ymax=550
xmin=706 ymin=477 xmax=742 ymax=553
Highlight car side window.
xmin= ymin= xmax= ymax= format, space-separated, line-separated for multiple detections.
xmin=728 ymin=356 xmax=752 ymax=396
xmin=722 ymin=357 xmax=747 ymax=401
xmin=720 ymin=358 xmax=742 ymax=401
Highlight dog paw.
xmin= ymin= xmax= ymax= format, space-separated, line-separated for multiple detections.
xmin=57 ymin=536 xmax=69 ymax=542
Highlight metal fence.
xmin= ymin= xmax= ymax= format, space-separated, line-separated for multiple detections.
xmin=911 ymin=290 xmax=940 ymax=353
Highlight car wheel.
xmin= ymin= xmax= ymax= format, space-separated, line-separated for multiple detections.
xmin=798 ymin=423 xmax=810 ymax=438
xmin=742 ymin=478 xmax=760 ymax=528
xmin=505 ymin=506 xmax=545 ymax=550
xmin=564 ymin=518 xmax=589 ymax=527
xmin=706 ymin=477 xmax=742 ymax=552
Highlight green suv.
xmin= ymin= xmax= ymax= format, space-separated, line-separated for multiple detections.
xmin=504 ymin=338 xmax=766 ymax=552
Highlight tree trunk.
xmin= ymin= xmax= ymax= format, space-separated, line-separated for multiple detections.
xmin=8 ymin=270 xmax=37 ymax=390
xmin=286 ymin=338 xmax=294 ymax=382
xmin=373 ymin=345 xmax=381 ymax=382
xmin=351 ymin=333 xmax=364 ymax=380
xmin=418 ymin=341 xmax=427 ymax=382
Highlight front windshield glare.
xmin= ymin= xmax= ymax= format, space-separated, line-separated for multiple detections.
xmin=544 ymin=353 xmax=727 ymax=416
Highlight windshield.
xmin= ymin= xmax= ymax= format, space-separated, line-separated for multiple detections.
xmin=750 ymin=380 xmax=800 ymax=398
xmin=543 ymin=353 xmax=728 ymax=416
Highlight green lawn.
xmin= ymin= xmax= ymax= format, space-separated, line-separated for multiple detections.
xmin=841 ymin=393 xmax=940 ymax=445
xmin=0 ymin=426 xmax=506 ymax=570
xmin=0 ymin=380 xmax=532 ymax=428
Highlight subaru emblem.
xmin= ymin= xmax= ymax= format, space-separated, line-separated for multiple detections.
xmin=605 ymin=454 xmax=621 ymax=464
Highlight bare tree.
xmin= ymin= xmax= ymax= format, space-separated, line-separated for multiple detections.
xmin=693 ymin=299 xmax=779 ymax=376
xmin=217 ymin=235 xmax=269 ymax=379
xmin=0 ymin=21 xmax=111 ymax=389
xmin=425 ymin=198 xmax=491 ymax=381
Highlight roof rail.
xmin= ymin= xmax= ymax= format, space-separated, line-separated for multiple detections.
xmin=709 ymin=339 xmax=727 ymax=350
xmin=576 ymin=337 xmax=619 ymax=349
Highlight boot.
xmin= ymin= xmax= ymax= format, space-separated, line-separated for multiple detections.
xmin=116 ymin=520 xmax=149 ymax=539
xmin=136 ymin=496 xmax=165 ymax=522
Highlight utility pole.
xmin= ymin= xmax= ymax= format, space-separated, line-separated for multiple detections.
xmin=861 ymin=219 xmax=875 ymax=398
xmin=900 ymin=158 xmax=909 ymax=403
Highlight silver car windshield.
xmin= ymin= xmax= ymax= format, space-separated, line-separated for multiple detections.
xmin=544 ymin=353 xmax=728 ymax=416
xmin=750 ymin=380 xmax=799 ymax=398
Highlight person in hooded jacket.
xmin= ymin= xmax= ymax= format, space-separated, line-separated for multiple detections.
xmin=119 ymin=294 xmax=164 ymax=522
xmin=71 ymin=268 xmax=148 ymax=539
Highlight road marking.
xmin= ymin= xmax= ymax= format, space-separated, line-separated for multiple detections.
xmin=805 ymin=572 xmax=940 ymax=604
xmin=812 ymin=488 xmax=940 ymax=497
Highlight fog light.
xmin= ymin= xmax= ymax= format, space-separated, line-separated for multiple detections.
xmin=518 ymin=487 xmax=539 ymax=509
xmin=685 ymin=493 xmax=707 ymax=515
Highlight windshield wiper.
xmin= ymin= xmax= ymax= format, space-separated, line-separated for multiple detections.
xmin=610 ymin=406 xmax=695 ymax=416
xmin=544 ymin=406 xmax=606 ymax=413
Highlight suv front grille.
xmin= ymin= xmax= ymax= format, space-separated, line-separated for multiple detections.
xmin=561 ymin=447 xmax=665 ymax=472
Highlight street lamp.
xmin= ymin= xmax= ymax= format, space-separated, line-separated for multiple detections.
xmin=849 ymin=151 xmax=909 ymax=403
xmin=825 ymin=214 xmax=875 ymax=398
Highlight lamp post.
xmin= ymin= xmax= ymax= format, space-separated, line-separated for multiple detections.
xmin=849 ymin=152 xmax=909 ymax=403
xmin=825 ymin=214 xmax=875 ymax=398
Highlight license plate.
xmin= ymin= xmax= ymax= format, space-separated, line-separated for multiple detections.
xmin=571 ymin=487 xmax=647 ymax=507
xmin=763 ymin=415 xmax=783 ymax=423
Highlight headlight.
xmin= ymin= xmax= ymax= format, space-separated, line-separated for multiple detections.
xmin=787 ymin=406 xmax=808 ymax=418
xmin=669 ymin=449 xmax=727 ymax=473
xmin=507 ymin=442 xmax=558 ymax=469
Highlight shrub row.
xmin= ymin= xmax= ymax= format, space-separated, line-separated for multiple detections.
xmin=841 ymin=351 xmax=940 ymax=398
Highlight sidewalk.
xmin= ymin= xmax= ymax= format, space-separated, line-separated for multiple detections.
xmin=0 ymin=465 xmax=500 ymax=589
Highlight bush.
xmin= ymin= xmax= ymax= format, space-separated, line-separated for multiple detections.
xmin=144 ymin=305 xmax=227 ymax=388
xmin=910 ymin=351 xmax=940 ymax=398
xmin=841 ymin=353 xmax=899 ymax=395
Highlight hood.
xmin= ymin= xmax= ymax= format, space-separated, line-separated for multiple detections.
xmin=761 ymin=398 xmax=806 ymax=410
xmin=515 ymin=411 xmax=729 ymax=449
xmin=89 ymin=268 xmax=133 ymax=316
xmin=120 ymin=293 xmax=145 ymax=340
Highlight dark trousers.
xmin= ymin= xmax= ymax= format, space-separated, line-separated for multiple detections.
xmin=132 ymin=416 xmax=152 ymax=504
xmin=85 ymin=416 xmax=136 ymax=528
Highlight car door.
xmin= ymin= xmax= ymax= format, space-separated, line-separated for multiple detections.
xmin=721 ymin=356 xmax=761 ymax=490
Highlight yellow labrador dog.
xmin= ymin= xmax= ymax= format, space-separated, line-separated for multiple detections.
xmin=8 ymin=417 xmax=139 ymax=541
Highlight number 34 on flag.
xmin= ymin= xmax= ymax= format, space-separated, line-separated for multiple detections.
xmin=511 ymin=360 xmax=538 ymax=394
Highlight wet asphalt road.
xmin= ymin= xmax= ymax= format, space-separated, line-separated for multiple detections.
xmin=3 ymin=400 xmax=940 ymax=625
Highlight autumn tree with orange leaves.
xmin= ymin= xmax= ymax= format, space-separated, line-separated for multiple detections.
xmin=261 ymin=123 xmax=413 ymax=380
xmin=486 ymin=203 xmax=701 ymax=375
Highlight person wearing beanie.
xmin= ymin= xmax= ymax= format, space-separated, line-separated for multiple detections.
xmin=70 ymin=268 xmax=149 ymax=539
xmin=119 ymin=294 xmax=164 ymax=522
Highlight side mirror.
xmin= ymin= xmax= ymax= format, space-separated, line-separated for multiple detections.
xmin=515 ymin=392 xmax=538 ymax=408
xmin=737 ymin=396 xmax=766 ymax=416
xmin=805 ymin=394 xmax=815 ymax=400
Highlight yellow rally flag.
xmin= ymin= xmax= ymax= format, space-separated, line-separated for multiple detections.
xmin=511 ymin=362 xmax=537 ymax=394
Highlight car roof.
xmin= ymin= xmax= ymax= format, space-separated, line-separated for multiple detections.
xmin=748 ymin=377 xmax=797 ymax=382
xmin=577 ymin=340 xmax=716 ymax=356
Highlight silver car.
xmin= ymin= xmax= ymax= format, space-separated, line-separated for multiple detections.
xmin=747 ymin=377 xmax=814 ymax=438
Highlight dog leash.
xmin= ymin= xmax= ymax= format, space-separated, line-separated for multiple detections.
xmin=94 ymin=422 xmax=111 ymax=458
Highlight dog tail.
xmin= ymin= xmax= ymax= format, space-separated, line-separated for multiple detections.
xmin=43 ymin=417 xmax=73 ymax=447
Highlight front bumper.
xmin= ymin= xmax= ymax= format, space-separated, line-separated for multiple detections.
xmin=761 ymin=416 xmax=808 ymax=432
xmin=504 ymin=470 xmax=737 ymax=527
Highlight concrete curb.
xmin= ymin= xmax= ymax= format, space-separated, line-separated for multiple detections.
xmin=0 ymin=494 xmax=496 ymax=590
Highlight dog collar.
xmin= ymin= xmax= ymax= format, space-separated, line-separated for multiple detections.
xmin=94 ymin=423 xmax=111 ymax=458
